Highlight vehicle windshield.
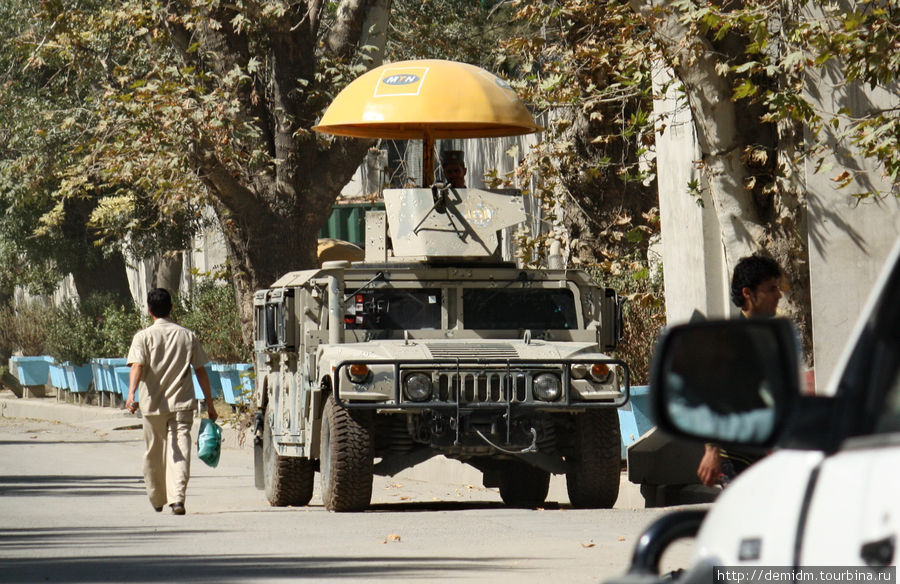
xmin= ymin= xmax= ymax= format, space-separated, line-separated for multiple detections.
xmin=345 ymin=288 xmax=441 ymax=330
xmin=463 ymin=288 xmax=578 ymax=329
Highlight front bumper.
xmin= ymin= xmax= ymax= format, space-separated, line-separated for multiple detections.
xmin=332 ymin=357 xmax=630 ymax=411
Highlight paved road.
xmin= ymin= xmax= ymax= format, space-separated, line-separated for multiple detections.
xmin=0 ymin=408 xmax=695 ymax=583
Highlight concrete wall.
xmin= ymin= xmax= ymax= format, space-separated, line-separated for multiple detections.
xmin=651 ymin=64 xmax=730 ymax=326
xmin=125 ymin=208 xmax=228 ymax=310
xmin=807 ymin=192 xmax=899 ymax=391
xmin=13 ymin=274 xmax=78 ymax=308
xmin=803 ymin=43 xmax=900 ymax=391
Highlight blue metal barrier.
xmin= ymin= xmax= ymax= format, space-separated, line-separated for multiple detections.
xmin=618 ymin=385 xmax=654 ymax=459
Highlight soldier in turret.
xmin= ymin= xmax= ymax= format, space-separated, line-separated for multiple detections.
xmin=441 ymin=150 xmax=467 ymax=188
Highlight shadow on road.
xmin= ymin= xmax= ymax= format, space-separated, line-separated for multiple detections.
xmin=367 ymin=500 xmax=563 ymax=512
xmin=0 ymin=527 xmax=209 ymax=552
xmin=0 ymin=474 xmax=144 ymax=497
xmin=0 ymin=553 xmax=534 ymax=582
xmin=0 ymin=438 xmax=140 ymax=446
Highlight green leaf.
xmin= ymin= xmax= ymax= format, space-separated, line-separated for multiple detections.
xmin=732 ymin=79 xmax=758 ymax=100
xmin=625 ymin=227 xmax=646 ymax=244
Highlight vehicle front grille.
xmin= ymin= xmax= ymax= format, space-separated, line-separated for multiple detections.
xmin=425 ymin=342 xmax=519 ymax=360
xmin=431 ymin=368 xmax=533 ymax=404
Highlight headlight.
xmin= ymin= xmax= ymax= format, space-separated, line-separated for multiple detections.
xmin=532 ymin=373 xmax=561 ymax=401
xmin=404 ymin=373 xmax=433 ymax=402
xmin=571 ymin=363 xmax=588 ymax=379
xmin=348 ymin=364 xmax=371 ymax=383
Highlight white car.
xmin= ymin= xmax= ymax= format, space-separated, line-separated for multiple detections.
xmin=612 ymin=239 xmax=900 ymax=581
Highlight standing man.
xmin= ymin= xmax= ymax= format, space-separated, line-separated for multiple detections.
xmin=696 ymin=255 xmax=783 ymax=487
xmin=126 ymin=288 xmax=218 ymax=515
xmin=441 ymin=150 xmax=467 ymax=188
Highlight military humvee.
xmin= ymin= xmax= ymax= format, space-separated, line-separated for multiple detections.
xmin=253 ymin=185 xmax=630 ymax=511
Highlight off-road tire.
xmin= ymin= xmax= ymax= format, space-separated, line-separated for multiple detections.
xmin=566 ymin=409 xmax=621 ymax=508
xmin=320 ymin=394 xmax=374 ymax=512
xmin=263 ymin=401 xmax=315 ymax=507
xmin=499 ymin=461 xmax=551 ymax=508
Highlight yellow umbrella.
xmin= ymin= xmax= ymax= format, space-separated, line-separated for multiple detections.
xmin=312 ymin=59 xmax=540 ymax=184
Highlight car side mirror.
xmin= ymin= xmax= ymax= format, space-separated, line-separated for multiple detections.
xmin=649 ymin=318 xmax=802 ymax=449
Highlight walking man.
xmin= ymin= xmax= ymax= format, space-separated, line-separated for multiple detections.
xmin=126 ymin=288 xmax=218 ymax=515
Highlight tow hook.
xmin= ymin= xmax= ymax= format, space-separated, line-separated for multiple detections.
xmin=475 ymin=426 xmax=538 ymax=455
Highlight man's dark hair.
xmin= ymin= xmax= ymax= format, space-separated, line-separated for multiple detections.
xmin=147 ymin=288 xmax=173 ymax=318
xmin=731 ymin=255 xmax=782 ymax=308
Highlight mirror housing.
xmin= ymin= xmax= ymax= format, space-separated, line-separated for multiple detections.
xmin=598 ymin=288 xmax=623 ymax=351
xmin=649 ymin=318 xmax=803 ymax=450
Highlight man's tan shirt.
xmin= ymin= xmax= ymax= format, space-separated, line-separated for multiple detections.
xmin=127 ymin=318 xmax=210 ymax=415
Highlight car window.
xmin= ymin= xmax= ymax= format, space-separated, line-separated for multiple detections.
xmin=345 ymin=288 xmax=442 ymax=330
xmin=870 ymin=313 xmax=900 ymax=434
xmin=463 ymin=288 xmax=578 ymax=330
xmin=864 ymin=258 xmax=900 ymax=436
xmin=826 ymin=250 xmax=900 ymax=442
xmin=873 ymin=359 xmax=900 ymax=433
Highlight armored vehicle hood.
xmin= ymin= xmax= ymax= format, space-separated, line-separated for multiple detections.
xmin=319 ymin=338 xmax=607 ymax=365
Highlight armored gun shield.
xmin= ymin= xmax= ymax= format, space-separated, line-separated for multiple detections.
xmin=384 ymin=188 xmax=526 ymax=259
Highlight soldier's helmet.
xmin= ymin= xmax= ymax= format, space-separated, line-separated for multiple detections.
xmin=440 ymin=150 xmax=466 ymax=168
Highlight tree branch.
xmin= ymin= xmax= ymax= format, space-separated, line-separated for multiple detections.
xmin=308 ymin=0 xmax=325 ymax=38
xmin=629 ymin=0 xmax=766 ymax=268
xmin=189 ymin=141 xmax=266 ymax=220
xmin=327 ymin=0 xmax=392 ymax=59
xmin=163 ymin=10 xmax=276 ymax=160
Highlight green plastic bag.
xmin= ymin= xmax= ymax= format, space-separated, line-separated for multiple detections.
xmin=197 ymin=418 xmax=222 ymax=468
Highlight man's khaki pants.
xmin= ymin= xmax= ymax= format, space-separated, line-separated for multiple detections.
xmin=142 ymin=410 xmax=194 ymax=508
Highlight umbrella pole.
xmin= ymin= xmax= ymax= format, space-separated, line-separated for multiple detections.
xmin=422 ymin=130 xmax=435 ymax=186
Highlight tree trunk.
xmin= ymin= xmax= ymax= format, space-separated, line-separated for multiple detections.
xmin=171 ymin=0 xmax=392 ymax=345
xmin=155 ymin=252 xmax=183 ymax=297
xmin=328 ymin=0 xmax=392 ymax=60
xmin=628 ymin=1 xmax=765 ymax=272
xmin=69 ymin=252 xmax=133 ymax=307
xmin=61 ymin=197 xmax=133 ymax=307
xmin=629 ymin=0 xmax=812 ymax=360
xmin=214 ymin=199 xmax=323 ymax=343
xmin=0 ymin=286 xmax=12 ymax=309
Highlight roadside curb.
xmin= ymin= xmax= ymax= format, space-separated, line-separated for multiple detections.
xmin=0 ymin=392 xmax=133 ymax=427
xmin=0 ymin=392 xmax=248 ymax=447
